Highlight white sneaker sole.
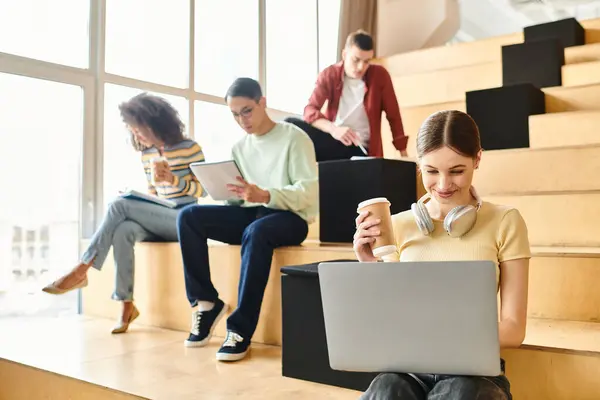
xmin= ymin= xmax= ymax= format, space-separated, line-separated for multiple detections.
xmin=216 ymin=347 xmax=250 ymax=362
xmin=184 ymin=303 xmax=229 ymax=348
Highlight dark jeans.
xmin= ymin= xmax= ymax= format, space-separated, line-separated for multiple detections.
xmin=360 ymin=360 xmax=511 ymax=400
xmin=177 ymin=205 xmax=308 ymax=340
xmin=284 ymin=117 xmax=365 ymax=162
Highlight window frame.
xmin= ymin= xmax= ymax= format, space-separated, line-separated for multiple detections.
xmin=0 ymin=0 xmax=338 ymax=239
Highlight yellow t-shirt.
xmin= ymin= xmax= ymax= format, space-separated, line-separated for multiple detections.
xmin=382 ymin=201 xmax=531 ymax=287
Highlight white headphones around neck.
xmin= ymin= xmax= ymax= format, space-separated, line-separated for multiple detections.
xmin=411 ymin=186 xmax=482 ymax=238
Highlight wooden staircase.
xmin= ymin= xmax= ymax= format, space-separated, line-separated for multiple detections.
xmin=77 ymin=16 xmax=600 ymax=399
xmin=377 ymin=16 xmax=600 ymax=400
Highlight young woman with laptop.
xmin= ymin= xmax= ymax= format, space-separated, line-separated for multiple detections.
xmin=42 ymin=93 xmax=206 ymax=334
xmin=353 ymin=110 xmax=530 ymax=399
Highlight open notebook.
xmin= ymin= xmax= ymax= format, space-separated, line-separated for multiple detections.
xmin=119 ymin=189 xmax=195 ymax=209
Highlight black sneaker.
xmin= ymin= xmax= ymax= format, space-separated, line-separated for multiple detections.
xmin=216 ymin=331 xmax=250 ymax=362
xmin=184 ymin=299 xmax=228 ymax=347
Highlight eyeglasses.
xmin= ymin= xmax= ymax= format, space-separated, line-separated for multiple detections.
xmin=232 ymin=106 xmax=254 ymax=119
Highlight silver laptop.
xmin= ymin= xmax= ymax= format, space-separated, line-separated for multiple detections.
xmin=318 ymin=260 xmax=501 ymax=376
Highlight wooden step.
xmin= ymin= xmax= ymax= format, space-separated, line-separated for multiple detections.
xmin=585 ymin=17 xmax=600 ymax=44
xmin=474 ymin=145 xmax=600 ymax=195
xmin=393 ymin=61 xmax=600 ymax=108
xmin=563 ymin=60 xmax=600 ymax=87
xmin=529 ymin=111 xmax=600 ymax=148
xmin=529 ymin=247 xmax=600 ymax=322
xmin=383 ymin=33 xmax=521 ymax=76
xmin=384 ymin=100 xmax=465 ymax=158
xmin=81 ymin=240 xmax=355 ymax=346
xmin=566 ymin=42 xmax=600 ymax=64
xmin=523 ymin=318 xmax=600 ymax=357
xmin=383 ymin=18 xmax=600 ymax=77
xmin=81 ymin=234 xmax=600 ymax=338
xmin=5 ymin=315 xmax=600 ymax=400
xmin=485 ymin=192 xmax=600 ymax=247
xmin=531 ymin=245 xmax=600 ymax=258
xmin=503 ymin=318 xmax=600 ymax=400
xmin=545 ymin=83 xmax=600 ymax=112
xmin=0 ymin=358 xmax=142 ymax=400
xmin=384 ymin=83 xmax=600 ymax=159
xmin=388 ymin=82 xmax=600 ymax=154
xmin=504 ymin=348 xmax=600 ymax=400
xmin=392 ymin=63 xmax=501 ymax=107
xmin=0 ymin=316 xmax=360 ymax=399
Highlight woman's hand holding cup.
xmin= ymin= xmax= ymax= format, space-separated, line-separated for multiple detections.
xmin=354 ymin=197 xmax=398 ymax=262
xmin=353 ymin=211 xmax=381 ymax=262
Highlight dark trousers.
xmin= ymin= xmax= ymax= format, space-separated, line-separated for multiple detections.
xmin=285 ymin=117 xmax=365 ymax=162
xmin=177 ymin=205 xmax=308 ymax=340
xmin=360 ymin=360 xmax=512 ymax=400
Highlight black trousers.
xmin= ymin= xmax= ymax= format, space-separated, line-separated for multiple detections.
xmin=285 ymin=117 xmax=365 ymax=162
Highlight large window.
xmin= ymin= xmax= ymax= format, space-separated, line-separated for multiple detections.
xmin=266 ymin=0 xmax=318 ymax=114
xmin=0 ymin=0 xmax=90 ymax=68
xmin=318 ymin=0 xmax=342 ymax=72
xmin=195 ymin=101 xmax=245 ymax=162
xmin=195 ymin=0 xmax=259 ymax=97
xmin=1 ymin=0 xmax=340 ymax=320
xmin=0 ymin=73 xmax=83 ymax=318
xmin=103 ymin=84 xmax=189 ymax=207
xmin=105 ymin=0 xmax=190 ymax=87
xmin=264 ymin=0 xmax=341 ymax=114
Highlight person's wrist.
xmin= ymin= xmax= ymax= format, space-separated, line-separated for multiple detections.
xmin=262 ymin=189 xmax=271 ymax=204
xmin=328 ymin=124 xmax=338 ymax=135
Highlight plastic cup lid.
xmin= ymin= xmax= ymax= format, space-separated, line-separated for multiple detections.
xmin=357 ymin=197 xmax=390 ymax=211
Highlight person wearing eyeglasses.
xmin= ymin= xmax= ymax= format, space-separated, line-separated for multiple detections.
xmin=285 ymin=29 xmax=408 ymax=162
xmin=42 ymin=93 xmax=206 ymax=334
xmin=353 ymin=110 xmax=530 ymax=399
xmin=176 ymin=77 xmax=318 ymax=362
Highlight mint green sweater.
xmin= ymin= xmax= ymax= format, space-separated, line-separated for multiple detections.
xmin=228 ymin=121 xmax=319 ymax=223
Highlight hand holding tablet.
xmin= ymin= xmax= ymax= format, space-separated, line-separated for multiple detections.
xmin=226 ymin=177 xmax=270 ymax=204
xmin=190 ymin=160 xmax=253 ymax=202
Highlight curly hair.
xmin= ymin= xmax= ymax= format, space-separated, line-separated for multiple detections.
xmin=118 ymin=92 xmax=186 ymax=151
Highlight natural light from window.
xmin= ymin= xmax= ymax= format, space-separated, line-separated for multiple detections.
xmin=195 ymin=101 xmax=245 ymax=163
xmin=319 ymin=0 xmax=342 ymax=72
xmin=0 ymin=0 xmax=89 ymax=68
xmin=0 ymin=0 xmax=341 ymax=320
xmin=195 ymin=0 xmax=259 ymax=97
xmin=265 ymin=0 xmax=318 ymax=114
xmin=105 ymin=0 xmax=190 ymax=87
xmin=0 ymin=73 xmax=82 ymax=317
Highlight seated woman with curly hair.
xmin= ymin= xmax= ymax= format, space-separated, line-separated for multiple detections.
xmin=43 ymin=93 xmax=206 ymax=334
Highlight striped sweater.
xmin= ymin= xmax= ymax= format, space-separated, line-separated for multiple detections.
xmin=141 ymin=139 xmax=206 ymax=205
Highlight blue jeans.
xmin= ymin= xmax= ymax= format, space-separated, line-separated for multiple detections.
xmin=177 ymin=205 xmax=309 ymax=340
xmin=360 ymin=360 xmax=511 ymax=399
xmin=82 ymin=197 xmax=181 ymax=301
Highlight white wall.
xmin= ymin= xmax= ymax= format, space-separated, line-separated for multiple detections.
xmin=376 ymin=0 xmax=460 ymax=57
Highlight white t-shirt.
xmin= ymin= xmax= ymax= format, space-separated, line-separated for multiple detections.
xmin=334 ymin=76 xmax=371 ymax=147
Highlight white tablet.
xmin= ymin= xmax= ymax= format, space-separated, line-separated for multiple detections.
xmin=190 ymin=160 xmax=244 ymax=201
